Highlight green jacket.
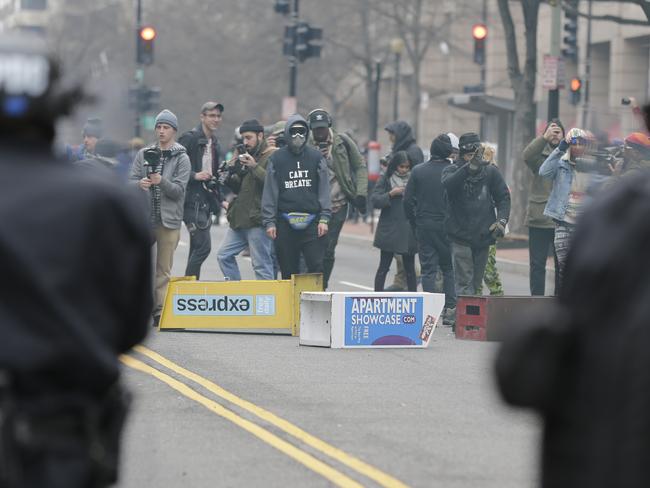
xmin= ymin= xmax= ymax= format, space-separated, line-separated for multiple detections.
xmin=321 ymin=131 xmax=368 ymax=200
xmin=523 ymin=136 xmax=555 ymax=228
xmin=226 ymin=144 xmax=276 ymax=229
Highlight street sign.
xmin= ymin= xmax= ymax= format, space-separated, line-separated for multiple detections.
xmin=542 ymin=55 xmax=566 ymax=90
xmin=141 ymin=115 xmax=156 ymax=131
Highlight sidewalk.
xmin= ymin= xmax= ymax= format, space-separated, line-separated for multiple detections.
xmin=339 ymin=221 xmax=555 ymax=278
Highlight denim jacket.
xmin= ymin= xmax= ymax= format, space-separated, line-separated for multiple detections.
xmin=540 ymin=147 xmax=605 ymax=222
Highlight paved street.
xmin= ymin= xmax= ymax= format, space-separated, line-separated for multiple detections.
xmin=118 ymin=223 xmax=541 ymax=488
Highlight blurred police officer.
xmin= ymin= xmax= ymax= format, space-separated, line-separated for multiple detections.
xmin=178 ymin=101 xmax=223 ymax=279
xmin=308 ymin=109 xmax=368 ymax=289
xmin=0 ymin=33 xmax=152 ymax=487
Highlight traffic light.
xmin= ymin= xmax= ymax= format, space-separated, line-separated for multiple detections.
xmin=472 ymin=23 xmax=487 ymax=65
xmin=274 ymin=0 xmax=290 ymax=15
xmin=292 ymin=22 xmax=322 ymax=63
xmin=562 ymin=0 xmax=578 ymax=62
xmin=129 ymin=85 xmax=161 ymax=112
xmin=569 ymin=77 xmax=581 ymax=105
xmin=137 ymin=25 xmax=156 ymax=65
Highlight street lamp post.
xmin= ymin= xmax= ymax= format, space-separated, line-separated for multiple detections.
xmin=390 ymin=38 xmax=404 ymax=121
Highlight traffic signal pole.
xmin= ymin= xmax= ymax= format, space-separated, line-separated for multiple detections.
xmin=288 ymin=0 xmax=299 ymax=97
xmin=134 ymin=0 xmax=143 ymax=137
xmin=548 ymin=1 xmax=561 ymax=120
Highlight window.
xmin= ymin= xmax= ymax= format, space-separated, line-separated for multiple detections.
xmin=20 ymin=0 xmax=47 ymax=10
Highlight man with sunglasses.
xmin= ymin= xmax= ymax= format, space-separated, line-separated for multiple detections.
xmin=442 ymin=132 xmax=510 ymax=298
xmin=262 ymin=114 xmax=331 ymax=279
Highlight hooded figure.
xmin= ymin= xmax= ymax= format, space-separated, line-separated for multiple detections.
xmin=385 ymin=120 xmax=424 ymax=166
xmin=262 ymin=114 xmax=332 ymax=279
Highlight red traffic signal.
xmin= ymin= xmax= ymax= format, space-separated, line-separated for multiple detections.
xmin=570 ymin=77 xmax=582 ymax=92
xmin=472 ymin=23 xmax=488 ymax=41
xmin=140 ymin=26 xmax=156 ymax=42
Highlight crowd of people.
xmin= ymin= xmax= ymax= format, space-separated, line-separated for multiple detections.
xmin=64 ymin=98 xmax=650 ymax=329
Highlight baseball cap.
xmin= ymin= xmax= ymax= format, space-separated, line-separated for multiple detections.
xmin=201 ymin=101 xmax=224 ymax=113
xmin=308 ymin=109 xmax=331 ymax=129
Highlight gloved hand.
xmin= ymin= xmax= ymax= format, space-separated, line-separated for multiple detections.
xmin=489 ymin=219 xmax=507 ymax=239
xmin=353 ymin=195 xmax=367 ymax=214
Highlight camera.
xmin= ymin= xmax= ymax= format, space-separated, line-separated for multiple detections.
xmin=318 ymin=141 xmax=329 ymax=151
xmin=236 ymin=143 xmax=247 ymax=156
xmin=621 ymin=97 xmax=631 ymax=106
xmin=143 ymin=147 xmax=162 ymax=175
xmin=275 ymin=134 xmax=286 ymax=148
xmin=575 ymin=146 xmax=623 ymax=176
xmin=202 ymin=176 xmax=220 ymax=192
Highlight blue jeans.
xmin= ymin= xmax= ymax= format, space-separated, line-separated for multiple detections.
xmin=217 ymin=227 xmax=275 ymax=281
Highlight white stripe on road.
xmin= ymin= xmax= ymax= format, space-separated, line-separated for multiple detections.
xmin=339 ymin=281 xmax=374 ymax=291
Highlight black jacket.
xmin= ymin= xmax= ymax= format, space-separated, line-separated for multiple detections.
xmin=371 ymin=173 xmax=417 ymax=255
xmin=496 ymin=174 xmax=650 ymax=488
xmin=441 ymin=162 xmax=510 ymax=248
xmin=178 ymin=124 xmax=221 ymax=211
xmin=403 ymin=157 xmax=451 ymax=227
xmin=0 ymin=144 xmax=152 ymax=399
xmin=385 ymin=121 xmax=424 ymax=166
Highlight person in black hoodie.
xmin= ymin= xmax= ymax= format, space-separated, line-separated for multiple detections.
xmin=385 ymin=120 xmax=424 ymax=166
xmin=442 ymin=132 xmax=510 ymax=296
xmin=404 ymin=134 xmax=456 ymax=321
xmin=262 ymin=114 xmax=331 ymax=279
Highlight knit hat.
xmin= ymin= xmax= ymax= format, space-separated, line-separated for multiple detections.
xmin=447 ymin=132 xmax=460 ymax=150
xmin=82 ymin=117 xmax=102 ymax=138
xmin=155 ymin=109 xmax=178 ymax=131
xmin=458 ymin=132 xmax=481 ymax=155
xmin=430 ymin=134 xmax=453 ymax=159
xmin=239 ymin=119 xmax=264 ymax=134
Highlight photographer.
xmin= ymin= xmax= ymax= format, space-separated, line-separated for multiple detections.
xmin=442 ymin=132 xmax=510 ymax=297
xmin=178 ymin=101 xmax=224 ymax=279
xmin=130 ymin=109 xmax=191 ymax=327
xmin=217 ymin=119 xmax=277 ymax=280
xmin=308 ymin=109 xmax=368 ymax=290
xmin=614 ymin=132 xmax=650 ymax=178
xmin=539 ymin=128 xmax=608 ymax=289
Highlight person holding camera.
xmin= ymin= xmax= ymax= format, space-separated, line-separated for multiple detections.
xmin=217 ymin=119 xmax=276 ymax=280
xmin=523 ymin=118 xmax=564 ymax=296
xmin=539 ymin=128 xmax=607 ymax=289
xmin=130 ymin=109 xmax=191 ymax=326
xmin=178 ymin=101 xmax=223 ymax=279
xmin=262 ymin=114 xmax=331 ymax=279
xmin=308 ymin=109 xmax=368 ymax=290
xmin=442 ymin=132 xmax=511 ymax=297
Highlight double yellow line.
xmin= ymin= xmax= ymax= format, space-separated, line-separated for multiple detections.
xmin=122 ymin=345 xmax=408 ymax=488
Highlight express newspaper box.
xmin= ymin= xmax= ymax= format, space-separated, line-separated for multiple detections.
xmin=299 ymin=292 xmax=445 ymax=348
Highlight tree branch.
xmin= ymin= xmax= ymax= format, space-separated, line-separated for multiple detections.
xmin=497 ymin=0 xmax=522 ymax=91
xmin=563 ymin=1 xmax=650 ymax=26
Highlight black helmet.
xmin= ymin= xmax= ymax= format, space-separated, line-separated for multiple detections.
xmin=0 ymin=32 xmax=85 ymax=137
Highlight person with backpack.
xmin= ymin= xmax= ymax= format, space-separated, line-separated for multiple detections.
xmin=308 ymin=109 xmax=368 ymax=289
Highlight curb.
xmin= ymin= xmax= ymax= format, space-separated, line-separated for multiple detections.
xmin=339 ymin=232 xmax=555 ymax=280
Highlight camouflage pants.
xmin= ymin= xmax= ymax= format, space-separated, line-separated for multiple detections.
xmin=480 ymin=245 xmax=504 ymax=296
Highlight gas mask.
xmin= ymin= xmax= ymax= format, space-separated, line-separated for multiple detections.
xmin=288 ymin=125 xmax=308 ymax=154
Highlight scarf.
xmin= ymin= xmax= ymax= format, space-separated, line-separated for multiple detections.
xmin=390 ymin=171 xmax=410 ymax=189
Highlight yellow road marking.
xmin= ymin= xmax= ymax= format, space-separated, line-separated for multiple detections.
xmin=120 ymin=355 xmax=363 ymax=488
xmin=133 ymin=345 xmax=409 ymax=488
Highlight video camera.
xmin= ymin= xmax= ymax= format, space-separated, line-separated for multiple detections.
xmin=575 ymin=146 xmax=623 ymax=176
xmin=143 ymin=147 xmax=162 ymax=176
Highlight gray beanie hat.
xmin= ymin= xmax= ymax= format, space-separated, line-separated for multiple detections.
xmin=155 ymin=109 xmax=178 ymax=131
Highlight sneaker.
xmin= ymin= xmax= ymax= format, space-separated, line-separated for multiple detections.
xmin=443 ymin=307 xmax=456 ymax=327
xmin=152 ymin=315 xmax=161 ymax=328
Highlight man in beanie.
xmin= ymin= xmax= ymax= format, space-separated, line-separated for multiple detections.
xmin=65 ymin=116 xmax=103 ymax=161
xmin=178 ymin=101 xmax=224 ymax=279
xmin=404 ymin=134 xmax=457 ymax=323
xmin=308 ymin=108 xmax=368 ymax=289
xmin=442 ymin=132 xmax=510 ymax=297
xmin=617 ymin=132 xmax=650 ymax=177
xmin=523 ymin=118 xmax=564 ymax=296
xmin=217 ymin=118 xmax=276 ymax=280
xmin=130 ymin=109 xmax=191 ymax=326
xmin=262 ymin=114 xmax=331 ymax=279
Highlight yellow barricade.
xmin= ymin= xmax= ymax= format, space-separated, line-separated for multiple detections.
xmin=159 ymin=274 xmax=322 ymax=336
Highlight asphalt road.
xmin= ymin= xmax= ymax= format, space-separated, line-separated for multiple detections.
xmin=117 ymin=223 xmax=541 ymax=488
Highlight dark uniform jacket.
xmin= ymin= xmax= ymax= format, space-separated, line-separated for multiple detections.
xmin=496 ymin=174 xmax=650 ymax=488
xmin=403 ymin=157 xmax=451 ymax=227
xmin=0 ymin=144 xmax=152 ymax=399
xmin=442 ymin=162 xmax=510 ymax=248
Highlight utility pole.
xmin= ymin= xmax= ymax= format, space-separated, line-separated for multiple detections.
xmin=548 ymin=0 xmax=562 ymax=120
xmin=134 ymin=0 xmax=144 ymax=138
xmin=288 ymin=0 xmax=299 ymax=98
xmin=582 ymin=0 xmax=593 ymax=128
